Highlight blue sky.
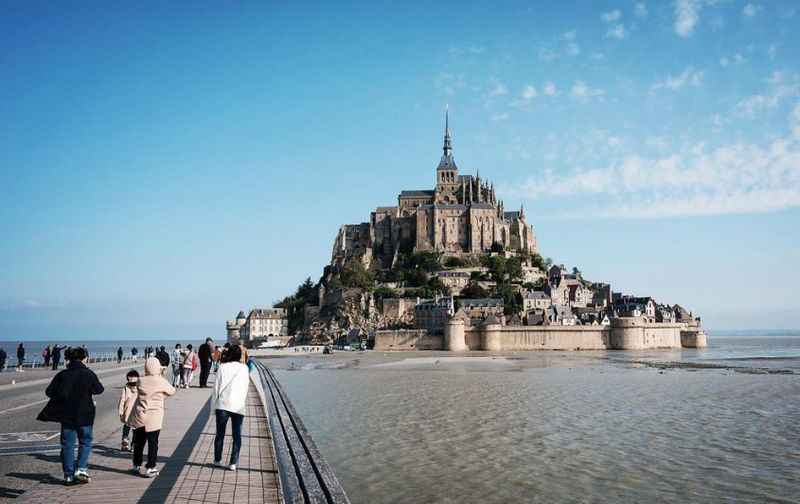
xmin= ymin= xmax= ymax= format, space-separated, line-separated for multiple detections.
xmin=1 ymin=0 xmax=798 ymax=340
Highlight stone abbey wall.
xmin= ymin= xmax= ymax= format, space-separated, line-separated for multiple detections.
xmin=374 ymin=317 xmax=707 ymax=351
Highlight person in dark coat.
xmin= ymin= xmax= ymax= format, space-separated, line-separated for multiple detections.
xmin=16 ymin=343 xmax=25 ymax=371
xmin=117 ymin=346 xmax=124 ymax=363
xmin=155 ymin=346 xmax=170 ymax=369
xmin=0 ymin=347 xmax=7 ymax=371
xmin=51 ymin=345 xmax=64 ymax=370
xmin=197 ymin=338 xmax=213 ymax=388
xmin=37 ymin=346 xmax=104 ymax=486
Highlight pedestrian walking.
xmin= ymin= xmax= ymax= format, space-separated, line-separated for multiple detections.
xmin=198 ymin=338 xmax=213 ymax=388
xmin=127 ymin=357 xmax=176 ymax=478
xmin=0 ymin=347 xmax=7 ymax=371
xmin=212 ymin=345 xmax=249 ymax=471
xmin=118 ymin=370 xmax=139 ymax=451
xmin=155 ymin=346 xmax=170 ymax=372
xmin=117 ymin=346 xmax=124 ymax=364
xmin=37 ymin=346 xmax=104 ymax=486
xmin=16 ymin=343 xmax=25 ymax=372
xmin=43 ymin=345 xmax=51 ymax=367
xmin=51 ymin=345 xmax=64 ymax=370
xmin=181 ymin=345 xmax=195 ymax=388
xmin=212 ymin=345 xmax=221 ymax=373
xmin=131 ymin=347 xmax=138 ymax=361
xmin=171 ymin=344 xmax=183 ymax=387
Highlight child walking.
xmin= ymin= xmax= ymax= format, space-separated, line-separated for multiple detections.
xmin=127 ymin=357 xmax=176 ymax=478
xmin=118 ymin=370 xmax=139 ymax=451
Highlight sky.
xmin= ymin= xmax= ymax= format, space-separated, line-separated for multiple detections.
xmin=1 ymin=0 xmax=798 ymax=340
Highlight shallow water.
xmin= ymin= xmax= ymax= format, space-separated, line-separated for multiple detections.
xmin=271 ymin=338 xmax=800 ymax=503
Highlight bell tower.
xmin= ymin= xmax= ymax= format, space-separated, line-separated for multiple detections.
xmin=436 ymin=108 xmax=459 ymax=202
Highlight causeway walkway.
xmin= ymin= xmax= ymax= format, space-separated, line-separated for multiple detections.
xmin=17 ymin=379 xmax=281 ymax=504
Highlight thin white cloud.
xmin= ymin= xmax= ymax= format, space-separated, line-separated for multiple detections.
xmin=674 ymin=0 xmax=701 ymax=37
xmin=742 ymin=3 xmax=762 ymax=17
xmin=504 ymin=108 xmax=800 ymax=219
xmin=521 ymin=85 xmax=537 ymax=100
xmin=720 ymin=57 xmax=729 ymax=67
xmin=538 ymin=31 xmax=581 ymax=61
xmin=606 ymin=24 xmax=627 ymax=40
xmin=434 ymin=72 xmax=466 ymax=96
xmin=650 ymin=67 xmax=704 ymax=93
xmin=635 ymin=3 xmax=648 ymax=17
xmin=543 ymin=82 xmax=558 ymax=96
xmin=488 ymin=82 xmax=508 ymax=98
xmin=602 ymin=9 xmax=622 ymax=22
xmin=571 ymin=81 xmax=605 ymax=101
xmin=735 ymin=72 xmax=800 ymax=116
xmin=490 ymin=112 xmax=509 ymax=122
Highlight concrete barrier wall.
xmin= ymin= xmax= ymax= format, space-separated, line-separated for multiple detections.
xmin=374 ymin=330 xmax=444 ymax=351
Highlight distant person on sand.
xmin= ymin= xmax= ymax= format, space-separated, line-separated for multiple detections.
xmin=0 ymin=347 xmax=7 ymax=371
xmin=127 ymin=357 xmax=176 ymax=478
xmin=198 ymin=338 xmax=213 ymax=388
xmin=37 ymin=346 xmax=104 ymax=486
xmin=131 ymin=347 xmax=138 ymax=361
xmin=117 ymin=347 xmax=123 ymax=363
xmin=16 ymin=343 xmax=25 ymax=372
xmin=212 ymin=345 xmax=249 ymax=471
xmin=181 ymin=344 xmax=195 ymax=388
xmin=118 ymin=369 xmax=139 ymax=451
xmin=171 ymin=344 xmax=183 ymax=387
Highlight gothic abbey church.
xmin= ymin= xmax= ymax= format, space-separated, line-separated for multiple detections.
xmin=332 ymin=113 xmax=538 ymax=269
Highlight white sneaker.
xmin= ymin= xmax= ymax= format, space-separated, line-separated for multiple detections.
xmin=74 ymin=470 xmax=90 ymax=483
xmin=229 ymin=464 xmax=236 ymax=471
xmin=145 ymin=468 xmax=159 ymax=478
xmin=214 ymin=460 xmax=225 ymax=469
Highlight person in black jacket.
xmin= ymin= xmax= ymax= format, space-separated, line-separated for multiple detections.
xmin=198 ymin=338 xmax=213 ymax=388
xmin=38 ymin=346 xmax=104 ymax=486
xmin=16 ymin=343 xmax=25 ymax=372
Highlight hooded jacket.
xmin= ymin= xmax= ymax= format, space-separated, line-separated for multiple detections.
xmin=38 ymin=360 xmax=104 ymax=426
xmin=118 ymin=379 xmax=138 ymax=424
xmin=127 ymin=358 xmax=176 ymax=432
xmin=212 ymin=361 xmax=249 ymax=416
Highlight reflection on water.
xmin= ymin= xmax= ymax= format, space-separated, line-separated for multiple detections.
xmin=271 ymin=338 xmax=800 ymax=504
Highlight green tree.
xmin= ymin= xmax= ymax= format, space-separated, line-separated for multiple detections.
xmin=460 ymin=282 xmax=489 ymax=299
xmin=506 ymin=257 xmax=523 ymax=283
xmin=494 ymin=284 xmax=523 ymax=316
xmin=443 ymin=256 xmax=467 ymax=268
xmin=340 ymin=259 xmax=374 ymax=289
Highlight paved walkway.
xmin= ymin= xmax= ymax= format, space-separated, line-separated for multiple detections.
xmin=18 ymin=379 xmax=281 ymax=504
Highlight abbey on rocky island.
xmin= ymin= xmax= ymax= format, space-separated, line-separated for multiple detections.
xmin=332 ymin=112 xmax=537 ymax=269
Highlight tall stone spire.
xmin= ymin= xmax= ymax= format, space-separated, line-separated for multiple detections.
xmin=443 ymin=107 xmax=452 ymax=157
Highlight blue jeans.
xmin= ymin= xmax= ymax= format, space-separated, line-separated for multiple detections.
xmin=214 ymin=409 xmax=244 ymax=465
xmin=60 ymin=424 xmax=93 ymax=478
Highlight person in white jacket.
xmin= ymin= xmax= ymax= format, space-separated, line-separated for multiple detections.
xmin=211 ymin=345 xmax=250 ymax=471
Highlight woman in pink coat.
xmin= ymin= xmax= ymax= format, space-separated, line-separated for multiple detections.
xmin=126 ymin=357 xmax=176 ymax=478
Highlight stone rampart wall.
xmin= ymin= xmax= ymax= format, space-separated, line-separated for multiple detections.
xmin=374 ymin=329 xmax=443 ymax=351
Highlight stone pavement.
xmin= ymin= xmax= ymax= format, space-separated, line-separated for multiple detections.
xmin=18 ymin=380 xmax=281 ymax=504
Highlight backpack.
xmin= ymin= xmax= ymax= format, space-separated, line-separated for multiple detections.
xmin=192 ymin=353 xmax=199 ymax=370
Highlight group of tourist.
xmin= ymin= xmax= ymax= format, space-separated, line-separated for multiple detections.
xmin=37 ymin=339 xmax=252 ymax=486
xmin=0 ymin=343 xmax=90 ymax=372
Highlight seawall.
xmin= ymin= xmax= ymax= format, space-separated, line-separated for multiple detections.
xmin=375 ymin=317 xmax=708 ymax=351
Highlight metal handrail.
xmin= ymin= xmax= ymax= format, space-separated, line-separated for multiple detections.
xmin=251 ymin=359 xmax=351 ymax=504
